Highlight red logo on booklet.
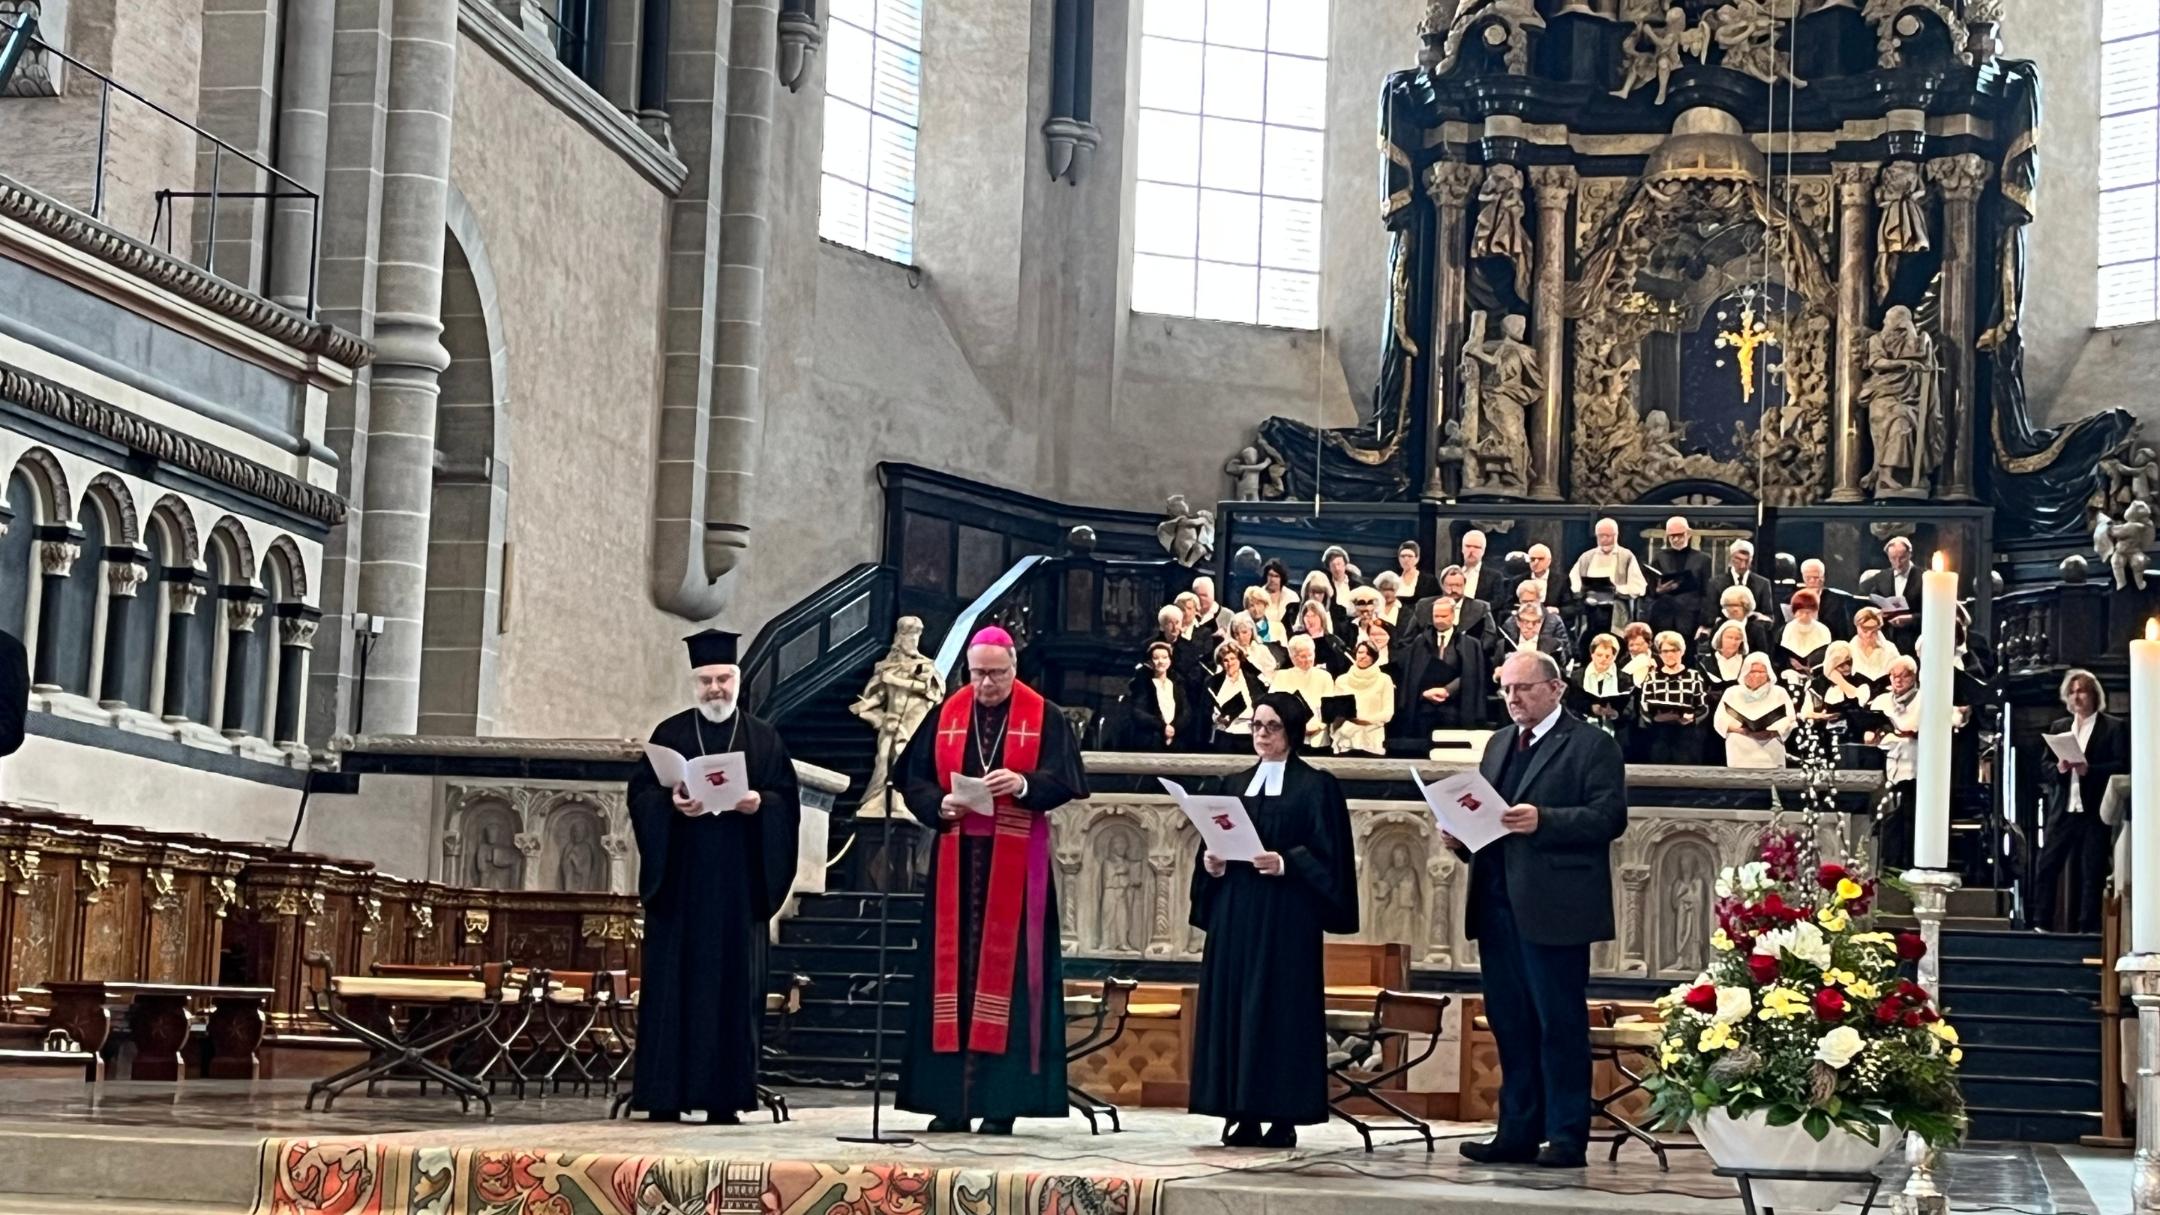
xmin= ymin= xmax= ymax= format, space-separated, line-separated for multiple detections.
xmin=705 ymin=771 xmax=730 ymax=787
xmin=1211 ymin=814 xmax=1235 ymax=831
xmin=1456 ymin=794 xmax=1483 ymax=812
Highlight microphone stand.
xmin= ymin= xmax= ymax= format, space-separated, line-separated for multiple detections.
xmin=839 ymin=725 xmax=914 ymax=1145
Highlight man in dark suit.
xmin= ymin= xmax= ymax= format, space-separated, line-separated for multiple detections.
xmin=1645 ymin=515 xmax=1712 ymax=637
xmin=2032 ymin=668 xmax=2127 ymax=934
xmin=1799 ymin=559 xmax=1856 ymax=637
xmin=1452 ymin=649 xmax=1628 ymax=1169
xmin=1441 ymin=566 xmax=1497 ymax=644
xmin=1858 ymin=536 xmax=1923 ymax=649
xmin=1495 ymin=602 xmax=1573 ymax=672
xmin=0 ymin=627 xmax=25 ymax=760
xmin=1395 ymin=596 xmax=1489 ymax=741
xmin=1703 ymin=540 xmax=1775 ymax=637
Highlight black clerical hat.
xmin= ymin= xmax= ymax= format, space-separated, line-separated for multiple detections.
xmin=684 ymin=628 xmax=740 ymax=668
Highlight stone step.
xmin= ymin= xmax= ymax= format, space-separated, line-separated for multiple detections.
xmin=1964 ymin=1105 xmax=2101 ymax=1143
xmin=1938 ymin=928 xmax=2102 ymax=962
xmin=1949 ymin=1012 xmax=2098 ymax=1050
xmin=1939 ymin=982 xmax=2099 ymax=1020
xmin=1955 ymin=1041 xmax=2102 ymax=1080
xmin=1959 ymin=1073 xmax=2102 ymax=1115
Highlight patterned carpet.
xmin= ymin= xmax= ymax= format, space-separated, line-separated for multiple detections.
xmin=254 ymin=1140 xmax=1166 ymax=1215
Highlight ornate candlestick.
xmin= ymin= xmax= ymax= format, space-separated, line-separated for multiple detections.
xmin=1891 ymin=867 xmax=1959 ymax=1215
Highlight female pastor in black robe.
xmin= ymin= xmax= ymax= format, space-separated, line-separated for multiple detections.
xmin=1188 ymin=692 xmax=1359 ymax=1147
xmin=626 ymin=701 xmax=802 ymax=1120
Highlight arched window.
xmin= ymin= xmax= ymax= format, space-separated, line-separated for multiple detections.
xmin=819 ymin=0 xmax=923 ymax=264
xmin=2102 ymin=0 xmax=2160 ymax=326
xmin=1130 ymin=0 xmax=1330 ymax=328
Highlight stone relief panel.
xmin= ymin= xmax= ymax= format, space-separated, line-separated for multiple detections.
xmin=1362 ymin=818 xmax=1431 ymax=952
xmin=439 ymin=783 xmax=634 ymax=895
xmin=542 ymin=800 xmax=610 ymax=892
xmin=1088 ymin=816 xmax=1152 ymax=956
xmin=1650 ymin=835 xmax=1719 ymax=977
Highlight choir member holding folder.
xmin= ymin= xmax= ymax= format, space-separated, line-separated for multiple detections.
xmin=1714 ymin=653 xmax=1796 ymax=769
xmin=1396 ymin=597 xmax=1486 ymax=744
xmin=1777 ymin=590 xmax=1834 ymax=687
xmin=1635 ymin=631 xmax=1710 ymax=764
xmin=1208 ymin=640 xmax=1267 ymax=754
xmin=1849 ymin=607 xmax=1901 ymax=681
xmin=1267 ymin=636 xmax=1337 ymax=747
xmin=1188 ymin=693 xmax=1359 ymax=1149
xmin=1566 ymin=633 xmax=1635 ymax=743
xmin=1131 ymin=641 xmax=1194 ymax=752
xmin=1569 ymin=517 xmax=1648 ymax=634
xmin=2033 ymin=668 xmax=2127 ymax=932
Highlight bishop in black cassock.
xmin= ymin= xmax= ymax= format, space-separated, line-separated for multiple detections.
xmin=627 ymin=629 xmax=802 ymax=1123
xmin=896 ymin=626 xmax=1089 ymax=1134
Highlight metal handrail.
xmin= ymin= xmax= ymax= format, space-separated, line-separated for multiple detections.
xmin=0 ymin=15 xmax=323 ymax=315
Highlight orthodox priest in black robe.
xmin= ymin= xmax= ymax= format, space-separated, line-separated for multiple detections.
xmin=1188 ymin=692 xmax=1358 ymax=1148
xmin=627 ymin=629 xmax=802 ymax=1123
xmin=896 ymin=626 xmax=1090 ymax=1134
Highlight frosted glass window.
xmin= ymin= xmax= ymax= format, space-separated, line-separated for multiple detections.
xmin=821 ymin=0 xmax=922 ymax=264
xmin=2102 ymin=1 xmax=2160 ymax=326
xmin=1131 ymin=0 xmax=1330 ymax=329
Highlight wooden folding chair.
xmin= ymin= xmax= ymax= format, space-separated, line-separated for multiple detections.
xmin=1064 ymin=977 xmax=1139 ymax=1134
xmin=303 ymin=953 xmax=504 ymax=1115
xmin=1326 ymin=990 xmax=1452 ymax=1153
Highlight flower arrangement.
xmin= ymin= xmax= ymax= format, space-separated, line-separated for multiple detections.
xmin=1643 ymin=829 xmax=1964 ymax=1148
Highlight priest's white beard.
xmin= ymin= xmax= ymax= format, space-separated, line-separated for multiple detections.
xmin=696 ymin=696 xmax=737 ymax=723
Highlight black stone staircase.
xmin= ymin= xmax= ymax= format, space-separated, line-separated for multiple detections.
xmin=1937 ymin=927 xmax=2106 ymax=1143
xmin=767 ymin=890 xmax=921 ymax=1087
xmin=770 ymin=655 xmax=882 ymax=815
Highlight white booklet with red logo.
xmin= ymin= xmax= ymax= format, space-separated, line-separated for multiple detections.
xmin=1413 ymin=767 xmax=1511 ymax=852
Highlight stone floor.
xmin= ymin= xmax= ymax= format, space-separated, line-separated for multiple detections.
xmin=0 ymin=1080 xmax=2115 ymax=1215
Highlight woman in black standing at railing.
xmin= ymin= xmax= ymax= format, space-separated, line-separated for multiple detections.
xmin=1635 ymin=629 xmax=1709 ymax=765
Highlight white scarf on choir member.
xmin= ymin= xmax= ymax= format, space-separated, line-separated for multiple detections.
xmin=1152 ymin=677 xmax=1177 ymax=723
xmin=1582 ymin=664 xmax=1617 ymax=695
xmin=1623 ymin=652 xmax=1654 ymax=682
xmin=1398 ymin=570 xmax=1422 ymax=599
xmin=1781 ymin=619 xmax=1832 ymax=656
xmin=1240 ymin=639 xmax=1279 ymax=674
xmin=1246 ymin=760 xmax=1287 ymax=797
xmin=1715 ymin=651 xmax=1744 ymax=681
xmin=1852 ymin=635 xmax=1899 ymax=679
xmin=1337 ymin=663 xmax=1393 ymax=719
xmin=1379 ymin=600 xmax=1402 ymax=627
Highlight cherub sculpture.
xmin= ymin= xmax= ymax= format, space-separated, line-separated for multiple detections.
xmin=2095 ymin=501 xmax=2155 ymax=592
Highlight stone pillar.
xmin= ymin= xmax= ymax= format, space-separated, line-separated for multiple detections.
xmin=1421 ymin=162 xmax=1481 ymax=500
xmin=266 ymin=0 xmax=336 ymax=311
xmin=220 ymin=593 xmax=265 ymax=738
xmin=160 ymin=573 xmax=205 ymax=721
xmin=1927 ymin=153 xmax=1988 ymax=503
xmin=1529 ymin=165 xmax=1575 ymax=502
xmin=30 ymin=532 xmax=79 ymax=690
xmin=1829 ymin=162 xmax=1875 ymax=504
xmin=635 ymin=0 xmax=671 ymax=141
xmin=275 ymin=610 xmax=318 ymax=746
xmin=355 ymin=0 xmax=461 ymax=734
xmin=98 ymin=553 xmax=147 ymax=706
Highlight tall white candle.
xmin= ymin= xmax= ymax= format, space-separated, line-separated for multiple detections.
xmin=2132 ymin=620 xmax=2160 ymax=954
xmin=1912 ymin=552 xmax=1957 ymax=871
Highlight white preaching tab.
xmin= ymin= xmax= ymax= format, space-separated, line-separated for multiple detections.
xmin=2042 ymin=731 xmax=2087 ymax=767
xmin=684 ymin=751 xmax=751 ymax=814
xmin=950 ymin=773 xmax=998 ymax=816
xmin=1157 ymin=777 xmax=1266 ymax=862
xmin=1414 ymin=767 xmax=1512 ymax=853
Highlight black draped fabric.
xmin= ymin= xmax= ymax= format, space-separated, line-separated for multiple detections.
xmin=1187 ymin=758 xmax=1359 ymax=1125
xmin=895 ymin=690 xmax=1090 ymax=1122
xmin=0 ymin=628 xmax=24 ymax=757
xmin=627 ymin=708 xmax=802 ymax=1116
xmin=1257 ymin=71 xmax=1428 ymax=504
xmin=1983 ymin=60 xmax=2137 ymax=539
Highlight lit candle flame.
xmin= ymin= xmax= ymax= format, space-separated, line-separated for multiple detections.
xmin=2148 ymin=618 xmax=2158 ymax=643
xmin=1931 ymin=552 xmax=1946 ymax=573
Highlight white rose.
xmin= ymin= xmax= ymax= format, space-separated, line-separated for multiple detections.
xmin=1787 ymin=922 xmax=1833 ymax=969
xmin=1715 ymin=986 xmax=1754 ymax=1024
xmin=1814 ymin=1025 xmax=1865 ymax=1070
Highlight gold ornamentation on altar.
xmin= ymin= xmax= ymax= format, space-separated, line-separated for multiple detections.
xmin=1715 ymin=298 xmax=1780 ymax=399
xmin=461 ymin=908 xmax=491 ymax=945
xmin=4 ymin=847 xmax=38 ymax=894
xmin=147 ymin=867 xmax=181 ymax=915
xmin=581 ymin=912 xmax=640 ymax=944
xmin=359 ymin=896 xmax=383 ymax=934
xmin=75 ymin=860 xmax=110 ymax=905
xmin=411 ymin=903 xmax=436 ymax=939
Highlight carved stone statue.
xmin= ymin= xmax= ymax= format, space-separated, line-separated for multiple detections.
xmin=1710 ymin=0 xmax=1803 ymax=87
xmin=1472 ymin=165 xmax=1532 ymax=300
xmin=2095 ymin=502 xmax=2155 ymax=592
xmin=2099 ymin=437 xmax=2159 ymax=521
xmin=1156 ymin=494 xmax=1216 ymax=568
xmin=1861 ymin=305 xmax=1944 ymax=497
xmin=1873 ymin=160 xmax=1931 ymax=301
xmin=1224 ymin=440 xmax=1288 ymax=502
xmin=1098 ymin=833 xmax=1146 ymax=953
xmin=1434 ymin=418 xmax=1469 ymax=502
xmin=1669 ymin=867 xmax=1708 ymax=973
xmin=850 ymin=616 xmax=943 ymax=821
xmin=1613 ymin=6 xmax=1704 ymax=106
xmin=1461 ymin=311 xmax=1540 ymax=495
xmin=466 ymin=819 xmax=522 ymax=889
xmin=555 ymin=814 xmax=606 ymax=892
xmin=1372 ymin=842 xmax=1425 ymax=946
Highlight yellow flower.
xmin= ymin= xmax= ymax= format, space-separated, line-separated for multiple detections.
xmin=1759 ymin=987 xmax=1811 ymax=1020
xmin=1846 ymin=979 xmax=1881 ymax=1000
xmin=1928 ymin=1021 xmax=1960 ymax=1045
xmin=1822 ymin=968 xmax=1859 ymax=988
xmin=1711 ymin=928 xmax=1735 ymax=953
xmin=1850 ymin=931 xmax=1894 ymax=946
xmin=1949 ymin=1047 xmax=1963 ymax=1065
xmin=1818 ymin=907 xmax=1850 ymax=933
xmin=1661 ymin=1040 xmax=1685 ymax=1066
xmin=1698 ymin=1023 xmax=1737 ymax=1053
xmin=1835 ymin=877 xmax=1864 ymax=904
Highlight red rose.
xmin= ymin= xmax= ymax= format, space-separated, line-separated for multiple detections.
xmin=1683 ymin=984 xmax=1718 ymax=1013
xmin=1813 ymin=988 xmax=1848 ymax=1021
xmin=1848 ymin=881 xmax=1876 ymax=915
xmin=1731 ymin=932 xmax=1756 ymax=954
xmin=1748 ymin=955 xmax=1781 ymax=984
xmin=1895 ymin=932 xmax=1927 ymax=961
xmin=1875 ymin=998 xmax=1904 ymax=1025
xmin=1896 ymin=980 xmax=1929 ymax=1003
xmin=1818 ymin=863 xmax=1849 ymax=890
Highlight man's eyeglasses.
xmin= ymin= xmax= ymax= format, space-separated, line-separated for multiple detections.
xmin=1499 ymin=681 xmax=1557 ymax=695
xmin=969 ymin=668 xmax=1015 ymax=680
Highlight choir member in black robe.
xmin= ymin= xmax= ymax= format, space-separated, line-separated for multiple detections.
xmin=896 ymin=627 xmax=1090 ymax=1134
xmin=1858 ymin=537 xmax=1924 ymax=651
xmin=1395 ymin=597 xmax=1486 ymax=745
xmin=0 ymin=626 xmax=25 ymax=760
xmin=1645 ymin=517 xmax=1712 ymax=636
xmin=2033 ymin=669 xmax=2127 ymax=933
xmin=627 ymin=629 xmax=803 ymax=1123
xmin=1293 ymin=601 xmax=1351 ymax=676
xmin=1441 ymin=567 xmax=1497 ymax=644
xmin=1565 ymin=633 xmax=1635 ymax=745
xmin=1131 ymin=641 xmax=1196 ymax=752
xmin=1188 ymin=692 xmax=1358 ymax=1148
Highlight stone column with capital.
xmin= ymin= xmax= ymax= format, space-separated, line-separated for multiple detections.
xmin=1927 ymin=153 xmax=1989 ymax=502
xmin=1423 ymin=162 xmax=1482 ymax=499
xmin=222 ymin=594 xmax=266 ymax=738
xmin=31 ymin=532 xmax=82 ymax=690
xmin=1530 ymin=166 xmax=1575 ymax=502
xmin=275 ymin=610 xmax=319 ymax=746
xmin=1831 ymin=162 xmax=1877 ymax=503
xmin=355 ymin=0 xmax=463 ymax=733
xmin=161 ymin=573 xmax=206 ymax=722
xmin=99 ymin=553 xmax=148 ymax=706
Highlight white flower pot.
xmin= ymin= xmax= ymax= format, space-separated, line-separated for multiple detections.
xmin=1693 ymin=1108 xmax=1898 ymax=1213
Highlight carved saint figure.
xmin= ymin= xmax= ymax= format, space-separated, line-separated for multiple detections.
xmin=1373 ymin=842 xmax=1425 ymax=946
xmin=1613 ymin=6 xmax=1700 ymax=106
xmin=1861 ymin=305 xmax=1943 ymax=496
xmin=1098 ymin=833 xmax=1146 ymax=953
xmin=556 ymin=814 xmax=606 ymax=892
xmin=1471 ymin=165 xmax=1532 ymax=300
xmin=1157 ymin=494 xmax=1216 ymax=568
xmin=1462 ymin=312 xmax=1541 ymax=494
xmin=1874 ymin=161 xmax=1931 ymax=301
xmin=850 ymin=617 xmax=944 ymax=820
xmin=1669 ymin=868 xmax=1707 ymax=973
xmin=2095 ymin=501 xmax=2155 ymax=592
xmin=1710 ymin=0 xmax=1804 ymax=87
xmin=466 ymin=819 xmax=521 ymax=889
xmin=2099 ymin=439 xmax=2160 ymax=520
